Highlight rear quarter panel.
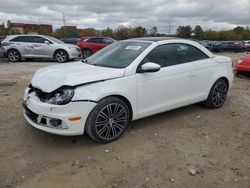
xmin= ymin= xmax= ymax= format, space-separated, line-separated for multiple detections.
xmin=194 ymin=55 xmax=233 ymax=100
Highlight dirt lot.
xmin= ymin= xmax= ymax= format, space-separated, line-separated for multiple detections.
xmin=0 ymin=53 xmax=249 ymax=188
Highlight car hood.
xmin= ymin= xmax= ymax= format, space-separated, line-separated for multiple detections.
xmin=31 ymin=61 xmax=125 ymax=93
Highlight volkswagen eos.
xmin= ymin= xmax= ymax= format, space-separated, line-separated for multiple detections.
xmin=23 ymin=37 xmax=234 ymax=143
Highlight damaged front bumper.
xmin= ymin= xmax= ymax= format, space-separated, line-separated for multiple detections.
xmin=23 ymin=87 xmax=96 ymax=136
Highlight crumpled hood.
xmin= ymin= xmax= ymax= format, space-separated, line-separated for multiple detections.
xmin=31 ymin=61 xmax=125 ymax=93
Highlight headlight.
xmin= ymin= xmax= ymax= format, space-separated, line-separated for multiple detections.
xmin=46 ymin=88 xmax=74 ymax=105
xmin=67 ymin=46 xmax=75 ymax=50
xmin=76 ymin=47 xmax=81 ymax=51
xmin=1 ymin=42 xmax=11 ymax=46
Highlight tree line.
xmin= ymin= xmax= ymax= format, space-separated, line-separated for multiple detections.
xmin=53 ymin=26 xmax=159 ymax=40
xmin=177 ymin=25 xmax=250 ymax=41
xmin=54 ymin=25 xmax=250 ymax=41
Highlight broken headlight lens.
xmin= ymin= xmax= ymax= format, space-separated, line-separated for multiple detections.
xmin=46 ymin=88 xmax=74 ymax=105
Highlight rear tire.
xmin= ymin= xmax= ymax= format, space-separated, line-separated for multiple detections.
xmin=85 ymin=97 xmax=130 ymax=143
xmin=203 ymin=79 xmax=228 ymax=108
xmin=54 ymin=50 xmax=69 ymax=63
xmin=7 ymin=49 xmax=21 ymax=63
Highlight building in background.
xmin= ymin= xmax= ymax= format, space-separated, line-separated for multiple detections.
xmin=59 ymin=26 xmax=97 ymax=37
xmin=38 ymin=24 xmax=53 ymax=35
xmin=0 ymin=24 xmax=6 ymax=36
xmin=9 ymin=23 xmax=25 ymax=34
xmin=8 ymin=23 xmax=53 ymax=35
xmin=2 ymin=21 xmax=95 ymax=38
xmin=23 ymin=24 xmax=38 ymax=34
xmin=61 ymin=26 xmax=77 ymax=30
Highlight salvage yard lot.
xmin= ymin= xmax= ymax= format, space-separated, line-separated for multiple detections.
xmin=0 ymin=53 xmax=250 ymax=188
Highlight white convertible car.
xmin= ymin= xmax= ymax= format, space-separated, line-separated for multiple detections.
xmin=23 ymin=37 xmax=234 ymax=143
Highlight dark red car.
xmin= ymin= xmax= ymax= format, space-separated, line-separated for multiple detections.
xmin=77 ymin=36 xmax=115 ymax=58
xmin=235 ymin=54 xmax=250 ymax=76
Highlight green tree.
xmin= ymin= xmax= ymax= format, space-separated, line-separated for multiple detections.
xmin=5 ymin=20 xmax=11 ymax=35
xmin=101 ymin=27 xmax=114 ymax=37
xmin=134 ymin=26 xmax=147 ymax=37
xmin=53 ymin=28 xmax=69 ymax=38
xmin=202 ymin=29 xmax=219 ymax=40
xmin=79 ymin=28 xmax=97 ymax=37
xmin=177 ymin=26 xmax=192 ymax=38
xmin=67 ymin=29 xmax=80 ymax=38
xmin=114 ymin=26 xmax=129 ymax=40
xmin=233 ymin=26 xmax=244 ymax=34
xmin=149 ymin=26 xmax=158 ymax=36
xmin=193 ymin=25 xmax=203 ymax=39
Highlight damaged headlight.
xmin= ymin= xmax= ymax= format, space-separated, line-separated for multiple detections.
xmin=46 ymin=88 xmax=74 ymax=105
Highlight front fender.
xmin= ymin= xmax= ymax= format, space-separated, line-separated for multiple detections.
xmin=73 ymin=76 xmax=137 ymax=120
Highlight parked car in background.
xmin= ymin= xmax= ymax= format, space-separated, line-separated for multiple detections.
xmin=243 ymin=40 xmax=250 ymax=51
xmin=1 ymin=35 xmax=82 ymax=63
xmin=213 ymin=41 xmax=246 ymax=52
xmin=0 ymin=47 xmax=4 ymax=58
xmin=60 ymin=38 xmax=80 ymax=45
xmin=199 ymin=41 xmax=212 ymax=51
xmin=0 ymin=36 xmax=5 ymax=44
xmin=23 ymin=37 xmax=233 ymax=143
xmin=235 ymin=54 xmax=250 ymax=76
xmin=77 ymin=36 xmax=116 ymax=58
xmin=0 ymin=36 xmax=6 ymax=57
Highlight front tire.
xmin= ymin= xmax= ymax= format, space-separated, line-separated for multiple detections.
xmin=54 ymin=50 xmax=68 ymax=63
xmin=7 ymin=49 xmax=21 ymax=62
xmin=203 ymin=79 xmax=228 ymax=108
xmin=85 ymin=97 xmax=130 ymax=143
xmin=82 ymin=49 xmax=92 ymax=59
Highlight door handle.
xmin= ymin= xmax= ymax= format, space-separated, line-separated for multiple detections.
xmin=188 ymin=72 xmax=197 ymax=77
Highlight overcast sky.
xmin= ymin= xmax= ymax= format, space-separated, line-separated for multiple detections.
xmin=0 ymin=0 xmax=249 ymax=33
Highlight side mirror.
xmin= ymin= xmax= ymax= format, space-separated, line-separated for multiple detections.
xmin=138 ymin=62 xmax=161 ymax=73
xmin=44 ymin=41 xmax=50 ymax=45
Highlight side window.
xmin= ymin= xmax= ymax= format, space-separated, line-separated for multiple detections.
xmin=10 ymin=36 xmax=32 ymax=42
xmin=142 ymin=44 xmax=179 ymax=67
xmin=87 ymin=38 xmax=102 ymax=43
xmin=186 ymin=44 xmax=208 ymax=62
xmin=141 ymin=43 xmax=208 ymax=68
xmin=102 ymin=38 xmax=114 ymax=44
xmin=31 ymin=36 xmax=50 ymax=43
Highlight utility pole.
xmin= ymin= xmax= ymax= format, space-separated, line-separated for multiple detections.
xmin=63 ymin=12 xmax=66 ymax=26
xmin=168 ymin=21 xmax=173 ymax=36
xmin=169 ymin=22 xmax=171 ymax=35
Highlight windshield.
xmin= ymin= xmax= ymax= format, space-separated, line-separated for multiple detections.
xmin=86 ymin=41 xmax=151 ymax=68
xmin=46 ymin=36 xmax=64 ymax=44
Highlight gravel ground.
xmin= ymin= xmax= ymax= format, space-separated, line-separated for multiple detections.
xmin=0 ymin=53 xmax=249 ymax=188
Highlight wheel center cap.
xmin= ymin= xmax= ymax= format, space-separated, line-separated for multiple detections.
xmin=108 ymin=118 xmax=114 ymax=124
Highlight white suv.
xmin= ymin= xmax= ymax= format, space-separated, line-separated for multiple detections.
xmin=1 ymin=35 xmax=82 ymax=63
